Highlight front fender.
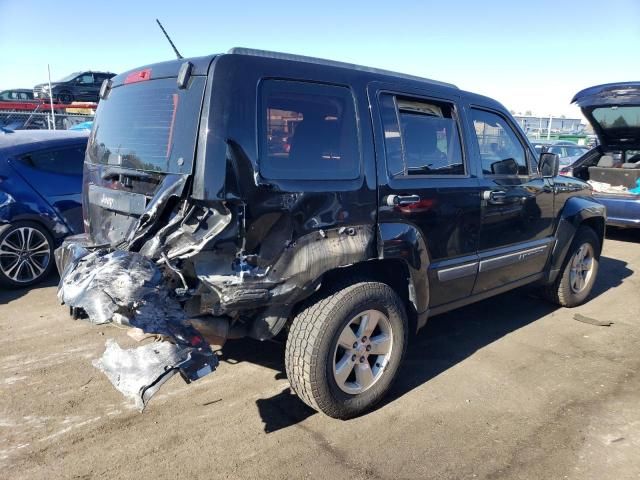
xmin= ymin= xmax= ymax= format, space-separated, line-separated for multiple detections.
xmin=547 ymin=195 xmax=606 ymax=283
xmin=377 ymin=222 xmax=430 ymax=328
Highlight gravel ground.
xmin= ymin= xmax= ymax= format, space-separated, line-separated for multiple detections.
xmin=1 ymin=229 xmax=639 ymax=480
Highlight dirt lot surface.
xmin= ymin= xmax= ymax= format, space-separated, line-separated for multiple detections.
xmin=1 ymin=230 xmax=639 ymax=480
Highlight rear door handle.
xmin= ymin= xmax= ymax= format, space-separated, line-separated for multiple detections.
xmin=385 ymin=194 xmax=421 ymax=206
xmin=482 ymin=190 xmax=507 ymax=204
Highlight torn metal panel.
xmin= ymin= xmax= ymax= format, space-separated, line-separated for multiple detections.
xmin=94 ymin=339 xmax=218 ymax=411
xmin=124 ymin=173 xmax=190 ymax=249
xmin=194 ymin=224 xmax=375 ymax=319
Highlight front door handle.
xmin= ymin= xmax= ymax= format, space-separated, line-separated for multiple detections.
xmin=482 ymin=190 xmax=507 ymax=204
xmin=385 ymin=194 xmax=421 ymax=206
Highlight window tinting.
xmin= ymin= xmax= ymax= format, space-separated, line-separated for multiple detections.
xmin=471 ymin=109 xmax=528 ymax=175
xmin=23 ymin=146 xmax=85 ymax=175
xmin=260 ymin=80 xmax=360 ymax=181
xmin=380 ymin=94 xmax=464 ymax=176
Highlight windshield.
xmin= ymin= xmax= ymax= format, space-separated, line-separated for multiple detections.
xmin=592 ymin=106 xmax=640 ymax=129
xmin=86 ymin=76 xmax=206 ymax=173
xmin=56 ymin=72 xmax=81 ymax=82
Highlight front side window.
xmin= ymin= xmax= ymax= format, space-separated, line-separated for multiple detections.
xmin=380 ymin=94 xmax=464 ymax=177
xmin=471 ymin=109 xmax=528 ymax=175
xmin=260 ymin=80 xmax=360 ymax=181
xmin=77 ymin=74 xmax=94 ymax=84
xmin=22 ymin=145 xmax=86 ymax=175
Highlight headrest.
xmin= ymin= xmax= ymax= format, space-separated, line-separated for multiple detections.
xmin=597 ymin=155 xmax=614 ymax=167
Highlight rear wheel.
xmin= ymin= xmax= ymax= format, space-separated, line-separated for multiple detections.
xmin=544 ymin=226 xmax=600 ymax=307
xmin=285 ymin=281 xmax=408 ymax=419
xmin=0 ymin=222 xmax=54 ymax=288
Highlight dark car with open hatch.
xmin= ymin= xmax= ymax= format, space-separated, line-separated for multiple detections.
xmin=558 ymin=82 xmax=640 ymax=228
xmin=56 ymin=49 xmax=606 ymax=418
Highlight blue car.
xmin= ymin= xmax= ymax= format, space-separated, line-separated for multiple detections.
xmin=0 ymin=129 xmax=87 ymax=287
xmin=563 ymin=82 xmax=640 ymax=228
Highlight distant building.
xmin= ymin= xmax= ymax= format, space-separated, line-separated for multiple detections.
xmin=513 ymin=115 xmax=584 ymax=137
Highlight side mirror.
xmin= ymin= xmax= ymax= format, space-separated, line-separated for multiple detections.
xmin=539 ymin=152 xmax=560 ymax=178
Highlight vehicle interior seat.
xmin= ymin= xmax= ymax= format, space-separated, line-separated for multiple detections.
xmin=401 ymin=117 xmax=447 ymax=171
xmin=288 ymin=117 xmax=341 ymax=165
xmin=589 ymin=153 xmax=640 ymax=188
xmin=596 ymin=155 xmax=615 ymax=167
xmin=622 ymin=154 xmax=640 ymax=169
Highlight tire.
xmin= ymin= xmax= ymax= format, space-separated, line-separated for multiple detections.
xmin=544 ymin=226 xmax=600 ymax=307
xmin=57 ymin=91 xmax=73 ymax=104
xmin=285 ymin=280 xmax=408 ymax=419
xmin=0 ymin=221 xmax=55 ymax=288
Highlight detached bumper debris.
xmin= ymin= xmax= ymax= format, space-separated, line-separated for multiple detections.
xmin=95 ymin=339 xmax=217 ymax=411
xmin=55 ymin=242 xmax=218 ymax=410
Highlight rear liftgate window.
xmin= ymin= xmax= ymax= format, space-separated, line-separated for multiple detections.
xmin=86 ymin=76 xmax=205 ymax=174
xmin=260 ymin=80 xmax=360 ymax=180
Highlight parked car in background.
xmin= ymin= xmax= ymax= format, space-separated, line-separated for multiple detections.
xmin=33 ymin=71 xmax=116 ymax=103
xmin=56 ymin=49 xmax=605 ymax=418
xmin=0 ymin=130 xmax=88 ymax=286
xmin=0 ymin=89 xmax=34 ymax=101
xmin=563 ymin=82 xmax=640 ymax=228
xmin=531 ymin=140 xmax=589 ymax=167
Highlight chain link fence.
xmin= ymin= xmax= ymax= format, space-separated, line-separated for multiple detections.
xmin=0 ymin=102 xmax=95 ymax=130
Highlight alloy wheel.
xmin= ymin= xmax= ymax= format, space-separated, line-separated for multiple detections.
xmin=333 ymin=309 xmax=393 ymax=395
xmin=0 ymin=227 xmax=51 ymax=284
xmin=569 ymin=243 xmax=595 ymax=294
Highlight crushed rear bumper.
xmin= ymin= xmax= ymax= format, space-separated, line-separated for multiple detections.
xmin=55 ymin=237 xmax=218 ymax=410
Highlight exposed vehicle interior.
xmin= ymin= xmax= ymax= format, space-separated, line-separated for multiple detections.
xmin=574 ymin=150 xmax=640 ymax=182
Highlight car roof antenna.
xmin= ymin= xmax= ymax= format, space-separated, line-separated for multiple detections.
xmin=156 ymin=19 xmax=183 ymax=59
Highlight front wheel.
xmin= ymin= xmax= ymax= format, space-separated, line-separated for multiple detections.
xmin=285 ymin=281 xmax=408 ymax=419
xmin=544 ymin=226 xmax=600 ymax=307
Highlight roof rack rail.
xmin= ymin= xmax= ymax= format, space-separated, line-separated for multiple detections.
xmin=227 ymin=47 xmax=457 ymax=89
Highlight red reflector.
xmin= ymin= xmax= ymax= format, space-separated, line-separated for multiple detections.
xmin=396 ymin=199 xmax=436 ymax=214
xmin=124 ymin=68 xmax=152 ymax=84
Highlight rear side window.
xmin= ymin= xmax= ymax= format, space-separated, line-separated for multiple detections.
xmin=471 ymin=109 xmax=528 ymax=175
xmin=22 ymin=145 xmax=85 ymax=175
xmin=379 ymin=94 xmax=465 ymax=177
xmin=260 ymin=80 xmax=360 ymax=180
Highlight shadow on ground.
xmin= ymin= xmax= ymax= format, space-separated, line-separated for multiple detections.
xmin=220 ymin=254 xmax=633 ymax=432
xmin=606 ymin=227 xmax=640 ymax=243
xmin=0 ymin=274 xmax=58 ymax=304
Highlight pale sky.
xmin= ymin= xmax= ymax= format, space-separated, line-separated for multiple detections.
xmin=1 ymin=0 xmax=639 ymax=118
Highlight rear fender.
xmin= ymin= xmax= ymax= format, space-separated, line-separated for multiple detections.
xmin=377 ymin=222 xmax=430 ymax=329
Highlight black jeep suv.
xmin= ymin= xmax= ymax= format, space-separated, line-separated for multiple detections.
xmin=56 ymin=49 xmax=605 ymax=418
xmin=33 ymin=71 xmax=116 ymax=103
